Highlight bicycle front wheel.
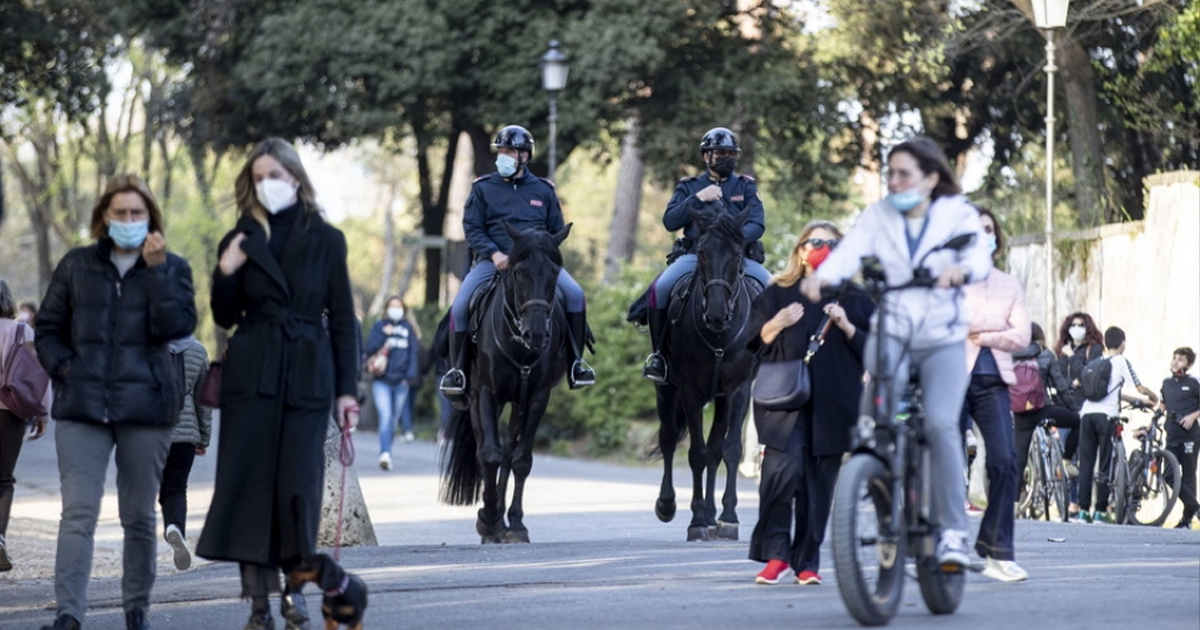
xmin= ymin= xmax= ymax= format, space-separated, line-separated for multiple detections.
xmin=1046 ymin=439 xmax=1070 ymax=522
xmin=1110 ymin=442 xmax=1130 ymax=524
xmin=1127 ymin=449 xmax=1182 ymax=527
xmin=832 ymin=454 xmax=906 ymax=627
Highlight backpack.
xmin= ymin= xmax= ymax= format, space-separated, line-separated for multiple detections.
xmin=1009 ymin=357 xmax=1047 ymax=413
xmin=0 ymin=324 xmax=51 ymax=419
xmin=1080 ymin=355 xmax=1116 ymax=402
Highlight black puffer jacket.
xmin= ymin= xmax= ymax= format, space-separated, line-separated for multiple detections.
xmin=35 ymin=239 xmax=197 ymax=426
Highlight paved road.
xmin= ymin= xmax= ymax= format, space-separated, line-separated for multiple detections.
xmin=2 ymin=419 xmax=1198 ymax=630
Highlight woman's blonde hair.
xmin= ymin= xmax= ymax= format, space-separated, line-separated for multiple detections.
xmin=772 ymin=220 xmax=843 ymax=288
xmin=234 ymin=138 xmax=320 ymax=234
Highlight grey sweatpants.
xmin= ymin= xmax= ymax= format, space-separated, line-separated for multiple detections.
xmin=864 ymin=336 xmax=971 ymax=534
xmin=54 ymin=420 xmax=172 ymax=621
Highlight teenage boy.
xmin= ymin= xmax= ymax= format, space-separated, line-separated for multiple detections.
xmin=1159 ymin=347 xmax=1199 ymax=529
xmin=1075 ymin=327 xmax=1158 ymax=523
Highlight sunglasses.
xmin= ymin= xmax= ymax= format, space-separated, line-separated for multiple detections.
xmin=805 ymin=238 xmax=839 ymax=249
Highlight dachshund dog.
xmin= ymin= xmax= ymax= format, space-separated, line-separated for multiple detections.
xmin=287 ymin=554 xmax=368 ymax=630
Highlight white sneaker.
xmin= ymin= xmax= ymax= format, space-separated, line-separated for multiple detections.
xmin=378 ymin=452 xmax=393 ymax=471
xmin=165 ymin=524 xmax=191 ymax=570
xmin=935 ymin=529 xmax=971 ymax=568
xmin=982 ymin=557 xmax=1029 ymax=582
xmin=403 ymin=431 xmax=415 ymax=443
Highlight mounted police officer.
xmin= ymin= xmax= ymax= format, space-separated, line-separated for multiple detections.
xmin=642 ymin=126 xmax=770 ymax=382
xmin=439 ymin=125 xmax=595 ymax=401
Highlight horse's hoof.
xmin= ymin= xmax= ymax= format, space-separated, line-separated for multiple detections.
xmin=715 ymin=521 xmax=739 ymax=541
xmin=503 ymin=528 xmax=530 ymax=544
xmin=655 ymin=499 xmax=677 ymax=523
xmin=686 ymin=525 xmax=709 ymax=542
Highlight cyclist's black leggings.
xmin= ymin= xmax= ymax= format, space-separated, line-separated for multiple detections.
xmin=1013 ymin=405 xmax=1081 ymax=481
xmin=1078 ymin=413 xmax=1115 ymax=512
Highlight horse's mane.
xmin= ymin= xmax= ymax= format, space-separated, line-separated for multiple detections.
xmin=509 ymin=229 xmax=563 ymax=267
xmin=696 ymin=207 xmax=745 ymax=247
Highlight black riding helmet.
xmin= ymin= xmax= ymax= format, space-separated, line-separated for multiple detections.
xmin=699 ymin=127 xmax=739 ymax=155
xmin=493 ymin=125 xmax=535 ymax=155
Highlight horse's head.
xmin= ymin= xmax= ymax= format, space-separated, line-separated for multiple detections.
xmin=690 ymin=204 xmax=750 ymax=333
xmin=503 ymin=220 xmax=571 ymax=350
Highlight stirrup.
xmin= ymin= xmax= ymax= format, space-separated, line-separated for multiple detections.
xmin=642 ymin=353 xmax=667 ymax=383
xmin=569 ymin=359 xmax=596 ymax=389
xmin=439 ymin=369 xmax=466 ymax=396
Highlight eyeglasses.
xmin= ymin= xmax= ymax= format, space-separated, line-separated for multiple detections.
xmin=805 ymin=238 xmax=839 ymax=249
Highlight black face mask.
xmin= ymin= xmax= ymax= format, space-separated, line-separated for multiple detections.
xmin=710 ymin=156 xmax=736 ymax=178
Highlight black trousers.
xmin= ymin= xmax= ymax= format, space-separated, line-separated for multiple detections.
xmin=1168 ymin=439 xmax=1199 ymax=523
xmin=1078 ymin=413 xmax=1115 ymax=512
xmin=1014 ymin=405 xmax=1081 ymax=482
xmin=0 ymin=409 xmax=27 ymax=537
xmin=158 ymin=442 xmax=197 ymax=536
xmin=961 ymin=374 xmax=1017 ymax=561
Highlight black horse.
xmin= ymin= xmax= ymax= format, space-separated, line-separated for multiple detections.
xmin=438 ymin=222 xmax=572 ymax=543
xmin=652 ymin=204 xmax=760 ymax=541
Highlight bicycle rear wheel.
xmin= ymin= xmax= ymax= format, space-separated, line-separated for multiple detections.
xmin=1016 ymin=438 xmax=1039 ymax=519
xmin=1046 ymin=440 xmax=1069 ymax=522
xmin=917 ymin=556 xmax=965 ymax=615
xmin=1110 ymin=442 xmax=1130 ymax=524
xmin=1127 ymin=449 xmax=1182 ymax=527
xmin=832 ymin=455 xmax=905 ymax=626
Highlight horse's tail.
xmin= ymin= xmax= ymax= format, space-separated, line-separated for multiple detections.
xmin=438 ymin=405 xmax=481 ymax=506
xmin=646 ymin=405 xmax=690 ymax=459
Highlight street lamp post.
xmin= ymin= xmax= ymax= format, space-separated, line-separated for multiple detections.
xmin=540 ymin=40 xmax=569 ymax=183
xmin=1032 ymin=0 xmax=1070 ymax=331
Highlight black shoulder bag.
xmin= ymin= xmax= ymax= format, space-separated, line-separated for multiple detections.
xmin=752 ymin=306 xmax=835 ymax=411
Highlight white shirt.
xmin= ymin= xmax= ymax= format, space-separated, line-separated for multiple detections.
xmin=1079 ymin=354 xmax=1137 ymax=419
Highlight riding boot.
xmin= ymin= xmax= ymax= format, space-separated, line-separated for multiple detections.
xmin=642 ymin=307 xmax=669 ymax=383
xmin=439 ymin=331 xmax=469 ymax=405
xmin=565 ymin=310 xmax=595 ymax=389
xmin=281 ymin=584 xmax=310 ymax=630
xmin=243 ymin=596 xmax=274 ymax=630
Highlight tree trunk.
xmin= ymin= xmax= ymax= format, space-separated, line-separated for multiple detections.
xmin=368 ymin=186 xmax=398 ymax=317
xmin=318 ymin=419 xmax=377 ymax=548
xmin=465 ymin=124 xmax=494 ymax=179
xmin=603 ymin=117 xmax=644 ymax=284
xmin=417 ymin=124 xmax=461 ymax=306
xmin=1056 ymin=33 xmax=1107 ymax=228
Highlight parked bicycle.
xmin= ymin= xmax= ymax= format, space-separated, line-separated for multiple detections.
xmin=1115 ymin=402 xmax=1181 ymax=526
xmin=829 ymin=234 xmax=975 ymax=627
xmin=1016 ymin=419 xmax=1069 ymax=522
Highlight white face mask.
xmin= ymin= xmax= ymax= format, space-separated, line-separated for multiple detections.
xmin=1069 ymin=325 xmax=1086 ymax=343
xmin=255 ymin=178 xmax=299 ymax=214
xmin=16 ymin=313 xmax=30 ymax=323
xmin=387 ymin=307 xmax=405 ymax=321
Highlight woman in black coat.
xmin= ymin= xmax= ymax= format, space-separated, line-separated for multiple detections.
xmin=195 ymin=138 xmax=359 ymax=630
xmin=747 ymin=221 xmax=874 ymax=586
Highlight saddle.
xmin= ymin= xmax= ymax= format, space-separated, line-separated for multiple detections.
xmin=666 ymin=272 xmax=763 ymax=324
xmin=465 ymin=274 xmax=572 ymax=341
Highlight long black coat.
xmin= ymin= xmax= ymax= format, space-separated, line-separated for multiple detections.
xmin=196 ymin=209 xmax=358 ymax=567
xmin=35 ymin=239 xmax=196 ymax=425
xmin=747 ymin=282 xmax=874 ymax=456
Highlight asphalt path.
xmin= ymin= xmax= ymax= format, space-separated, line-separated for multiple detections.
xmin=2 ymin=417 xmax=1197 ymax=630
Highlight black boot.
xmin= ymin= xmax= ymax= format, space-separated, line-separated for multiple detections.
xmin=244 ymin=596 xmax=275 ymax=630
xmin=565 ymin=310 xmax=595 ymax=390
xmin=39 ymin=614 xmax=80 ymax=630
xmin=439 ymin=331 xmax=469 ymax=405
xmin=642 ymin=307 xmax=669 ymax=383
xmin=125 ymin=609 xmax=151 ymax=630
xmin=281 ymin=586 xmax=310 ymax=630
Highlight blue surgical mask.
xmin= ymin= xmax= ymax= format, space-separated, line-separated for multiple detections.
xmin=108 ymin=219 xmax=149 ymax=250
xmin=886 ymin=187 xmax=926 ymax=213
xmin=985 ymin=233 xmax=997 ymax=254
xmin=496 ymin=154 xmax=518 ymax=178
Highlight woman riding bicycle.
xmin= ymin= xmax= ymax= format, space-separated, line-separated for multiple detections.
xmin=801 ymin=137 xmax=991 ymax=568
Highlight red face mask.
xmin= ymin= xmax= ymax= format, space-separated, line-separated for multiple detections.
xmin=806 ymin=246 xmax=832 ymax=271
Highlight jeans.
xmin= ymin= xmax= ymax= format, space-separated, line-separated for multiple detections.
xmin=373 ymin=380 xmax=411 ymax=454
xmin=0 ymin=410 xmax=27 ymax=537
xmin=158 ymin=442 xmax=197 ymax=536
xmin=451 ymin=260 xmax=586 ymax=332
xmin=54 ymin=420 xmax=172 ymax=620
xmin=1077 ymin=413 xmax=1115 ymax=512
xmin=961 ymin=374 xmax=1017 ymax=561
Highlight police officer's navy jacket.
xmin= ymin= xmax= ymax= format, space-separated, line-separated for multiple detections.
xmin=663 ymin=172 xmax=765 ymax=249
xmin=464 ymin=170 xmax=565 ymax=260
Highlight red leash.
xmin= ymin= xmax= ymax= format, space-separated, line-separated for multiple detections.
xmin=334 ymin=405 xmax=358 ymax=562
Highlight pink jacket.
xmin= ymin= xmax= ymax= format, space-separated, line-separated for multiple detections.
xmin=963 ymin=268 xmax=1031 ymax=386
xmin=0 ymin=319 xmax=52 ymax=420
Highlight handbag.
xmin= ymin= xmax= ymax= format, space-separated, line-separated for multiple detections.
xmin=196 ymin=359 xmax=223 ymax=409
xmin=0 ymin=324 xmax=50 ymax=419
xmin=365 ymin=346 xmax=389 ymax=377
xmin=752 ymin=307 xmax=836 ymax=411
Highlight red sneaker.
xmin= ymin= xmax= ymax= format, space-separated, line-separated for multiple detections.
xmin=796 ymin=570 xmax=823 ymax=585
xmin=755 ymin=559 xmax=792 ymax=585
